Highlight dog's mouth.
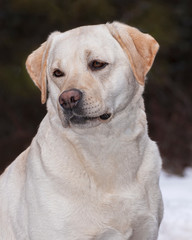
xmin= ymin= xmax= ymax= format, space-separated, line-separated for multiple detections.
xmin=69 ymin=113 xmax=112 ymax=125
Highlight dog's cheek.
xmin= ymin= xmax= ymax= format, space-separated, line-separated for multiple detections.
xmin=47 ymin=78 xmax=68 ymax=127
xmin=47 ymin=78 xmax=61 ymax=103
xmin=109 ymin=68 xmax=137 ymax=113
xmin=103 ymin=77 xmax=128 ymax=113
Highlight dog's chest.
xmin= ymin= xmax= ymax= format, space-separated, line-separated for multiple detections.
xmin=27 ymin=178 xmax=143 ymax=240
xmin=25 ymin=125 xmax=146 ymax=239
xmin=25 ymin=174 xmax=133 ymax=240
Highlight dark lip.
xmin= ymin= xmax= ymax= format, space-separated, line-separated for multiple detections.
xmin=99 ymin=113 xmax=112 ymax=120
xmin=69 ymin=113 xmax=112 ymax=125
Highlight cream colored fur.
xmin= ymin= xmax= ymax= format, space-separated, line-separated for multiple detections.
xmin=0 ymin=22 xmax=163 ymax=240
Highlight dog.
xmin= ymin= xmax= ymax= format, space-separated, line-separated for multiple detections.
xmin=0 ymin=22 xmax=163 ymax=240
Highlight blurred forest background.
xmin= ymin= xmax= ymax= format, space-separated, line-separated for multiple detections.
xmin=0 ymin=0 xmax=191 ymax=175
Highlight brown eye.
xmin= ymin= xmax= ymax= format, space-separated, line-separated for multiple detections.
xmin=53 ymin=69 xmax=64 ymax=77
xmin=89 ymin=60 xmax=108 ymax=71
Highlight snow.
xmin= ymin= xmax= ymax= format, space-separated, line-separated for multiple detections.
xmin=158 ymin=168 xmax=192 ymax=240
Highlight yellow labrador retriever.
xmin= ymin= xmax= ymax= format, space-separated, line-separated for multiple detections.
xmin=0 ymin=22 xmax=163 ymax=240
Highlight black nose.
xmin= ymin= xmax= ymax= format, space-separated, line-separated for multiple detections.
xmin=59 ymin=89 xmax=82 ymax=110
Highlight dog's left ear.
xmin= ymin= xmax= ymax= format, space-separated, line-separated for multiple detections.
xmin=106 ymin=22 xmax=159 ymax=85
xmin=26 ymin=32 xmax=60 ymax=104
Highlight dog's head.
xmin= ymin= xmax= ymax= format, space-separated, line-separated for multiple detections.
xmin=26 ymin=22 xmax=159 ymax=128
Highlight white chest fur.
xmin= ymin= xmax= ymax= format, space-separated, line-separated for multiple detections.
xmin=22 ymin=113 xmax=159 ymax=240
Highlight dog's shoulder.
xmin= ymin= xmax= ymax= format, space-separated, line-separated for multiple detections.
xmin=0 ymin=147 xmax=30 ymax=193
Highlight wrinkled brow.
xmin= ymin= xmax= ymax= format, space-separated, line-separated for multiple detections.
xmin=85 ymin=49 xmax=92 ymax=58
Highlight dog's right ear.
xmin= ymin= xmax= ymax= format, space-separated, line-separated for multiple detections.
xmin=26 ymin=31 xmax=60 ymax=104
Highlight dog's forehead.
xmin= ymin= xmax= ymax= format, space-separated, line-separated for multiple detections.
xmin=49 ymin=24 xmax=120 ymax=61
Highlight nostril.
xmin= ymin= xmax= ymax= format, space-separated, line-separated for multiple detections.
xmin=70 ymin=96 xmax=75 ymax=103
xmin=59 ymin=95 xmax=66 ymax=106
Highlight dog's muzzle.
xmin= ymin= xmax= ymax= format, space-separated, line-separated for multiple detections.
xmin=59 ymin=89 xmax=111 ymax=124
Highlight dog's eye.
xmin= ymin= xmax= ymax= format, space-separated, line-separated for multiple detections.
xmin=89 ymin=60 xmax=108 ymax=71
xmin=53 ymin=69 xmax=64 ymax=77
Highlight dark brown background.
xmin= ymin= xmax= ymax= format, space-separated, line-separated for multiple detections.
xmin=0 ymin=0 xmax=192 ymax=175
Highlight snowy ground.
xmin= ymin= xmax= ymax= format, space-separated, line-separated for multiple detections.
xmin=158 ymin=168 xmax=192 ymax=240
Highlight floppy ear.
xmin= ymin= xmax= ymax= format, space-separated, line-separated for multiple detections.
xmin=106 ymin=22 xmax=159 ymax=85
xmin=26 ymin=32 xmax=60 ymax=104
xmin=26 ymin=41 xmax=49 ymax=104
